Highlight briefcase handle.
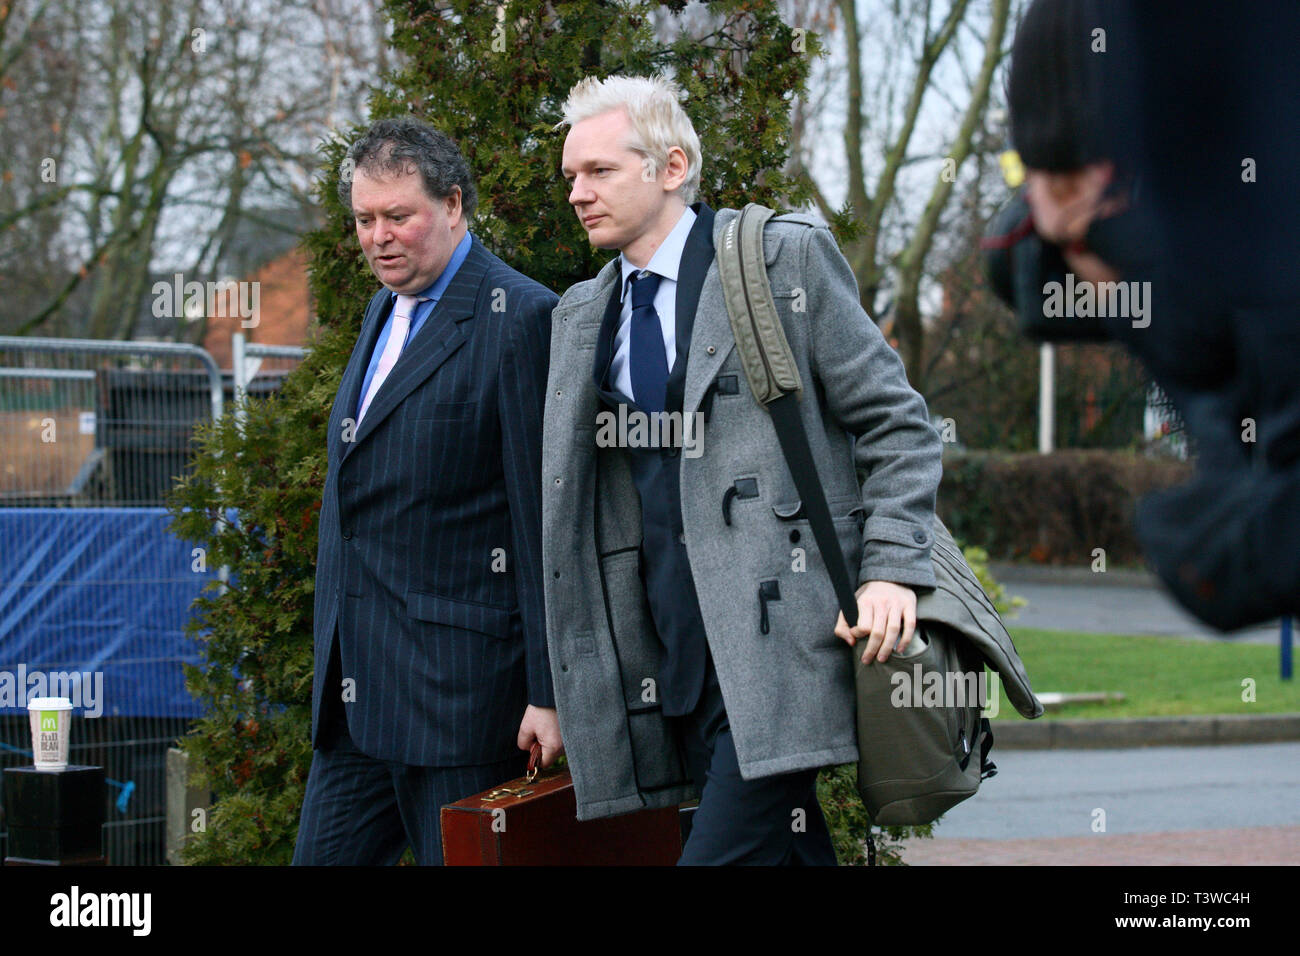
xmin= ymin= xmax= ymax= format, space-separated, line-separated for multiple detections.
xmin=525 ymin=742 xmax=543 ymax=783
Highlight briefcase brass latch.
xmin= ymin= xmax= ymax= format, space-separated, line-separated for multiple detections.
xmin=483 ymin=785 xmax=534 ymax=801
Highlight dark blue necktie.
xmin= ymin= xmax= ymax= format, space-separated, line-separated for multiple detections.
xmin=628 ymin=270 xmax=668 ymax=413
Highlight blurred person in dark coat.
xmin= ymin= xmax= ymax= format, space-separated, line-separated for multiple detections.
xmin=988 ymin=0 xmax=1300 ymax=629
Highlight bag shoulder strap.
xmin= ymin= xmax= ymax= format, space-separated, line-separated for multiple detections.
xmin=714 ymin=203 xmax=859 ymax=626
xmin=715 ymin=204 xmax=803 ymax=405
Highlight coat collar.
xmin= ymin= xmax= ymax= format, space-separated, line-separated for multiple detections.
xmin=586 ymin=203 xmax=720 ymax=415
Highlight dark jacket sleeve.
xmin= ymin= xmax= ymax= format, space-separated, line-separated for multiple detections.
xmin=498 ymin=277 xmax=559 ymax=708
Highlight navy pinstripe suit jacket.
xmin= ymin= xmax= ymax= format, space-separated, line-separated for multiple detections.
xmin=311 ymin=235 xmax=557 ymax=767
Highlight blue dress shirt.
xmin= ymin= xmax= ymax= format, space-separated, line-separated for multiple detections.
xmin=355 ymin=230 xmax=474 ymax=420
xmin=610 ymin=207 xmax=696 ymax=401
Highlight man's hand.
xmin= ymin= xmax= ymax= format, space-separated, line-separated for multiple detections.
xmin=1024 ymin=162 xmax=1125 ymax=285
xmin=1025 ymin=162 xmax=1117 ymax=245
xmin=833 ymin=580 xmax=917 ymax=664
xmin=517 ymin=705 xmax=564 ymax=768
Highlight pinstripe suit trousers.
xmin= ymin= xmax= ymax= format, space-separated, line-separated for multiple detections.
xmin=292 ymin=641 xmax=527 ymax=866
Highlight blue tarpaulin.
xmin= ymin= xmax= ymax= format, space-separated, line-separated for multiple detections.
xmin=0 ymin=508 xmax=215 ymax=718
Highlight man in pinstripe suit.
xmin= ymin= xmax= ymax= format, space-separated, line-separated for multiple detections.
xmin=293 ymin=119 xmax=562 ymax=865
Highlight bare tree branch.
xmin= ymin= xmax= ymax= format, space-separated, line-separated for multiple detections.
xmin=891 ymin=0 xmax=1010 ymax=387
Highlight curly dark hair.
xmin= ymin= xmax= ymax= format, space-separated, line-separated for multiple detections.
xmin=337 ymin=117 xmax=478 ymax=218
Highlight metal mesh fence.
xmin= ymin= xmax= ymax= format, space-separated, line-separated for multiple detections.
xmin=0 ymin=337 xmax=225 ymax=507
xmin=0 ymin=336 xmax=304 ymax=865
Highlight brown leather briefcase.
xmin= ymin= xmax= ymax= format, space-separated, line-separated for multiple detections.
xmin=441 ymin=746 xmax=684 ymax=866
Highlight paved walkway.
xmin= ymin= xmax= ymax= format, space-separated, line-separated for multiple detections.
xmin=901 ymin=825 xmax=1300 ymax=865
xmin=925 ymin=742 xmax=1300 ymax=837
xmin=895 ymin=742 xmax=1300 ymax=865
xmin=890 ymin=567 xmax=1297 ymax=865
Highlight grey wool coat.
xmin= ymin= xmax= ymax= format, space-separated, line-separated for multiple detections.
xmin=541 ymin=208 xmax=944 ymax=821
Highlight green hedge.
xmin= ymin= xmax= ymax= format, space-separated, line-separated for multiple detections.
xmin=938 ymin=450 xmax=1193 ymax=565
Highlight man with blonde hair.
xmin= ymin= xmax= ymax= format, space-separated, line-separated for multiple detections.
xmin=544 ymin=74 xmax=942 ymax=864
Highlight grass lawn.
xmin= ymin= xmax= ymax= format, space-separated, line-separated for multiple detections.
xmin=987 ymin=627 xmax=1300 ymax=720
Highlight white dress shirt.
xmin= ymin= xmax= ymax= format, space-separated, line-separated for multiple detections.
xmin=610 ymin=206 xmax=697 ymax=401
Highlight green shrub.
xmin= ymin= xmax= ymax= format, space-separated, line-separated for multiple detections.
xmin=817 ymin=764 xmax=936 ymax=866
xmin=938 ymin=450 xmax=1192 ymax=564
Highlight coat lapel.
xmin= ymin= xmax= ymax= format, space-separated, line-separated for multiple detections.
xmin=591 ymin=264 xmax=630 ymax=405
xmin=342 ymin=236 xmax=487 ymax=460
xmin=683 ymin=207 xmax=738 ymax=416
xmin=551 ymin=260 xmax=621 ymax=538
xmin=332 ymin=291 xmax=387 ymax=454
xmin=587 ymin=203 xmax=721 ymax=415
xmin=570 ymin=204 xmax=737 ymax=423
xmin=665 ymin=203 xmax=716 ymax=414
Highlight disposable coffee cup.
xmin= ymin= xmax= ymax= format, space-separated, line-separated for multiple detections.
xmin=28 ymin=696 xmax=73 ymax=771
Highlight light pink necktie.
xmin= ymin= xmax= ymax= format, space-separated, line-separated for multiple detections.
xmin=357 ymin=294 xmax=421 ymax=425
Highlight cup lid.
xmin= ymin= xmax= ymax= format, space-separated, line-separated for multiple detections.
xmin=27 ymin=696 xmax=73 ymax=710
